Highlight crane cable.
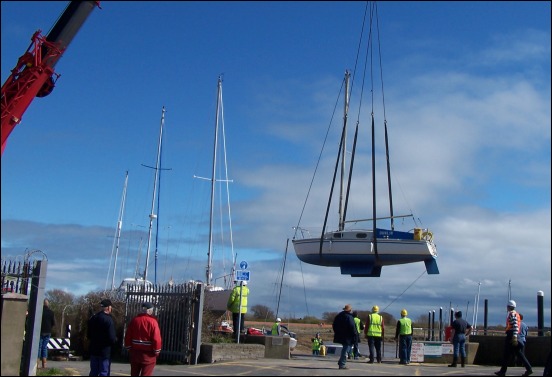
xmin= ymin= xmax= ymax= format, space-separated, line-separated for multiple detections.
xmin=381 ymin=269 xmax=427 ymax=313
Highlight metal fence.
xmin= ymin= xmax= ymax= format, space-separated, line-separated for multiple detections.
xmin=1 ymin=258 xmax=33 ymax=295
xmin=123 ymin=282 xmax=203 ymax=365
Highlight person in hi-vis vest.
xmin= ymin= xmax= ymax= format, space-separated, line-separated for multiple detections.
xmin=227 ymin=280 xmax=249 ymax=342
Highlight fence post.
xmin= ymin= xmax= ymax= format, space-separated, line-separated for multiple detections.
xmin=21 ymin=260 xmax=48 ymax=376
xmin=190 ymin=283 xmax=204 ymax=365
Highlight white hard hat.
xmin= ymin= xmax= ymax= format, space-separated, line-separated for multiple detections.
xmin=242 ymin=280 xmax=247 ymax=286
xmin=276 ymin=317 xmax=281 ymax=322
xmin=507 ymin=300 xmax=516 ymax=308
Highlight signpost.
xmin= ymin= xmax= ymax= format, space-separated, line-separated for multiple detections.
xmin=234 ymin=261 xmax=249 ymax=343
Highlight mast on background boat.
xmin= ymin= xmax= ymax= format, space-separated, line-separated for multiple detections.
xmin=143 ymin=107 xmax=165 ymax=284
xmin=105 ymin=170 xmax=129 ymax=291
xmin=195 ymin=75 xmax=237 ymax=288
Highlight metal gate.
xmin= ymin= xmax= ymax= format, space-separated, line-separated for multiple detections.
xmin=123 ymin=281 xmax=204 ymax=365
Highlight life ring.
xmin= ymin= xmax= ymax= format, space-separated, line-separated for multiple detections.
xmin=422 ymin=231 xmax=433 ymax=242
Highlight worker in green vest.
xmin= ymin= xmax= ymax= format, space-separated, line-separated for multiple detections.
xmin=364 ymin=305 xmax=384 ymax=363
xmin=351 ymin=311 xmax=364 ymax=359
xmin=395 ymin=308 xmax=412 ymax=365
xmin=311 ymin=333 xmax=323 ymax=356
xmin=226 ymin=280 xmax=249 ymax=342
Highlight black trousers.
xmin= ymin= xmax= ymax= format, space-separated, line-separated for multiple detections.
xmin=498 ymin=337 xmax=532 ymax=373
xmin=232 ymin=312 xmax=245 ymax=341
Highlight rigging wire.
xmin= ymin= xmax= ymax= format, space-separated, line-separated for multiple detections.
xmin=381 ymin=269 xmax=427 ymax=313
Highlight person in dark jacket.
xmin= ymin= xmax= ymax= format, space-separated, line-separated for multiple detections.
xmin=332 ymin=304 xmax=357 ymax=370
xmin=38 ymin=299 xmax=56 ymax=369
xmin=88 ymin=299 xmax=117 ymax=376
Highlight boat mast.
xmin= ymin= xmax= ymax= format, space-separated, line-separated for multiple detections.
xmin=143 ymin=106 xmax=165 ymax=284
xmin=108 ymin=171 xmax=129 ymax=290
xmin=206 ymin=77 xmax=223 ymax=287
xmin=339 ymin=70 xmax=350 ymax=231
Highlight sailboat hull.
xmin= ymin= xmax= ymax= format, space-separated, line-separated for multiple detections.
xmin=292 ymin=228 xmax=438 ymax=277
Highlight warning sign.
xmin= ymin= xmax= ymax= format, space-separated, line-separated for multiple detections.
xmin=411 ymin=342 xmax=424 ymax=362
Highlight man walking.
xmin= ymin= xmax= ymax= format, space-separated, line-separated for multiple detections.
xmin=125 ymin=302 xmax=162 ymax=376
xmin=495 ymin=300 xmax=533 ymax=376
xmin=88 ymin=299 xmax=117 ymax=376
xmin=332 ymin=304 xmax=356 ymax=370
xmin=395 ymin=308 xmax=412 ymax=365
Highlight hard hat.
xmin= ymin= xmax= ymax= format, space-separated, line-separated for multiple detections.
xmin=507 ymin=300 xmax=516 ymax=308
xmin=401 ymin=309 xmax=407 ymax=316
xmin=276 ymin=317 xmax=281 ymax=322
xmin=242 ymin=280 xmax=247 ymax=286
xmin=372 ymin=305 xmax=379 ymax=313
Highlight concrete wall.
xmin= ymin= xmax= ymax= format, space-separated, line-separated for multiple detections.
xmin=199 ymin=335 xmax=292 ymax=363
xmin=1 ymin=293 xmax=28 ymax=376
xmin=471 ymin=335 xmax=551 ymax=367
xmin=199 ymin=343 xmax=264 ymax=363
xmin=420 ymin=342 xmax=479 ymax=365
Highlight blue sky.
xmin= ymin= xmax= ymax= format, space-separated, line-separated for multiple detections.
xmin=2 ymin=1 xmax=550 ymax=327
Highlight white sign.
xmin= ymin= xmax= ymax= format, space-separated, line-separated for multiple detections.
xmin=424 ymin=342 xmax=443 ymax=357
xmin=411 ymin=342 xmax=424 ymax=362
xmin=441 ymin=343 xmax=453 ymax=354
xmin=235 ymin=270 xmax=250 ymax=281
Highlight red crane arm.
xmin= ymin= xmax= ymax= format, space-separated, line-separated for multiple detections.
xmin=1 ymin=1 xmax=100 ymax=156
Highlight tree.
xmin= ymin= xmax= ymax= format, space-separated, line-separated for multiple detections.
xmin=322 ymin=311 xmax=338 ymax=322
xmin=250 ymin=304 xmax=275 ymax=321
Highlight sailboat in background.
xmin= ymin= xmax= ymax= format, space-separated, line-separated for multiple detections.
xmin=196 ymin=76 xmax=237 ymax=315
xmin=112 ymin=107 xmax=167 ymax=292
xmin=292 ymin=4 xmax=439 ymax=277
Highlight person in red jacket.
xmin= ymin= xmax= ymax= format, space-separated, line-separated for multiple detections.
xmin=124 ymin=302 xmax=162 ymax=376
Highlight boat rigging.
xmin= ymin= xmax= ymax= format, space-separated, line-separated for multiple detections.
xmin=292 ymin=2 xmax=439 ymax=277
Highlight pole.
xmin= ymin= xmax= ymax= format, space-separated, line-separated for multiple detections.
xmin=431 ymin=310 xmax=435 ymax=341
xmin=439 ymin=307 xmax=443 ymax=341
xmin=484 ymin=299 xmax=488 ymax=336
xmin=427 ymin=311 xmax=431 ymax=341
xmin=237 ymin=281 xmax=244 ymax=344
xmin=538 ymin=291 xmax=544 ymax=336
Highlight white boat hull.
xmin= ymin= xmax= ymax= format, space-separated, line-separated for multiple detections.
xmin=292 ymin=229 xmax=438 ymax=277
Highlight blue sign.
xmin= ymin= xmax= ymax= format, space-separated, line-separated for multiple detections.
xmin=239 ymin=260 xmax=248 ymax=269
xmin=235 ymin=270 xmax=250 ymax=281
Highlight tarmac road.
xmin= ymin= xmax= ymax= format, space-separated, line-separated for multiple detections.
xmin=47 ymin=352 xmax=545 ymax=376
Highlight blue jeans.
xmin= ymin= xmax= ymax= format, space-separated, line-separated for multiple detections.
xmin=399 ymin=335 xmax=412 ymax=363
xmin=453 ymin=334 xmax=466 ymax=358
xmin=89 ymin=355 xmax=111 ymax=376
xmin=38 ymin=334 xmax=50 ymax=358
xmin=338 ymin=344 xmax=352 ymax=367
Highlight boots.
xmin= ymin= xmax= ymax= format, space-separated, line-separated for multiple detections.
xmin=448 ymin=356 xmax=457 ymax=367
xmin=41 ymin=357 xmax=47 ymax=369
xmin=461 ymin=355 xmax=466 ymax=367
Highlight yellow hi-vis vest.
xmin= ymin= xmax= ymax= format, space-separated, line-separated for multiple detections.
xmin=226 ymin=285 xmax=249 ymax=314
xmin=398 ymin=317 xmax=412 ymax=335
xmin=367 ymin=313 xmax=383 ymax=337
xmin=271 ymin=322 xmax=280 ymax=335
xmin=354 ymin=317 xmax=361 ymax=334
xmin=312 ymin=337 xmax=322 ymax=351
